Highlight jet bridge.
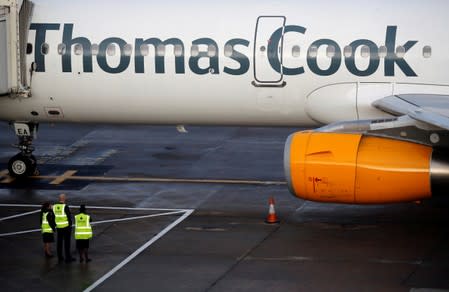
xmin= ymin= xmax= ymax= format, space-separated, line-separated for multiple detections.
xmin=0 ymin=10 xmax=7 ymax=95
xmin=0 ymin=0 xmax=33 ymax=97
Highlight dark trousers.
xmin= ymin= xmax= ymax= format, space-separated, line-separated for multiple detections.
xmin=56 ymin=227 xmax=72 ymax=260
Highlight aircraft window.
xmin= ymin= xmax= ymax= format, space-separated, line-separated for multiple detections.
xmin=378 ymin=46 xmax=387 ymax=58
xmin=260 ymin=46 xmax=266 ymax=52
xmin=224 ymin=45 xmax=232 ymax=57
xmin=292 ymin=45 xmax=300 ymax=57
xmin=224 ymin=44 xmax=232 ymax=57
xmin=361 ymin=45 xmax=370 ymax=58
xmin=107 ymin=44 xmax=116 ymax=56
xmin=207 ymin=45 xmax=217 ymax=57
xmin=343 ymin=45 xmax=352 ymax=57
xmin=396 ymin=46 xmax=405 ymax=58
xmin=57 ymin=44 xmax=66 ymax=55
xmin=156 ymin=44 xmax=165 ymax=56
xmin=423 ymin=46 xmax=432 ymax=58
xmin=308 ymin=45 xmax=318 ymax=58
xmin=26 ymin=43 xmax=33 ymax=55
xmin=174 ymin=44 xmax=183 ymax=57
xmin=326 ymin=45 xmax=335 ymax=58
xmin=124 ymin=44 xmax=133 ymax=56
xmin=74 ymin=43 xmax=83 ymax=55
xmin=140 ymin=44 xmax=149 ymax=56
xmin=91 ymin=44 xmax=99 ymax=56
xmin=191 ymin=45 xmax=199 ymax=57
xmin=41 ymin=43 xmax=49 ymax=55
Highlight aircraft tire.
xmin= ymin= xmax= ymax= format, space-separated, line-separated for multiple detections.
xmin=8 ymin=154 xmax=36 ymax=178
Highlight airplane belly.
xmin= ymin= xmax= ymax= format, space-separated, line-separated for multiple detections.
xmin=0 ymin=73 xmax=317 ymax=126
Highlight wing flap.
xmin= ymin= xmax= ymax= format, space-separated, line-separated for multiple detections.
xmin=373 ymin=94 xmax=449 ymax=130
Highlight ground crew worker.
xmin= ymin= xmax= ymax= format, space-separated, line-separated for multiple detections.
xmin=53 ymin=193 xmax=75 ymax=263
xmin=40 ymin=202 xmax=56 ymax=258
xmin=75 ymin=204 xmax=92 ymax=263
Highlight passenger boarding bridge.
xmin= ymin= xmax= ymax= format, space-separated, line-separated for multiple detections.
xmin=0 ymin=0 xmax=33 ymax=97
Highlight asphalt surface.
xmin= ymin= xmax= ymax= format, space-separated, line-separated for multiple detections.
xmin=0 ymin=123 xmax=448 ymax=292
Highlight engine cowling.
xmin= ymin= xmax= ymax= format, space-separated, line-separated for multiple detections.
xmin=284 ymin=132 xmax=449 ymax=204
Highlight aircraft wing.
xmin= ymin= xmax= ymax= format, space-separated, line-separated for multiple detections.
xmin=373 ymin=94 xmax=449 ymax=130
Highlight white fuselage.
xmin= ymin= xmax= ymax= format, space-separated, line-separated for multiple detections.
xmin=0 ymin=0 xmax=448 ymax=126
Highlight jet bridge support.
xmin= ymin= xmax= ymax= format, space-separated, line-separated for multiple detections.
xmin=0 ymin=0 xmax=33 ymax=97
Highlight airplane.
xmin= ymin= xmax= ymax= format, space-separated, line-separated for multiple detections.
xmin=0 ymin=0 xmax=448 ymax=204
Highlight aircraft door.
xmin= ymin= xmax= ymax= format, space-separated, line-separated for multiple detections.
xmin=253 ymin=16 xmax=286 ymax=87
xmin=0 ymin=18 xmax=8 ymax=95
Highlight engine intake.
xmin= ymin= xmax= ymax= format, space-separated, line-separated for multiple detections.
xmin=284 ymin=132 xmax=449 ymax=204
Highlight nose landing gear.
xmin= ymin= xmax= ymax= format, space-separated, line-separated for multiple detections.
xmin=8 ymin=122 xmax=39 ymax=178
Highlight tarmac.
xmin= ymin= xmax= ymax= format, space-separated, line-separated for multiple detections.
xmin=0 ymin=123 xmax=448 ymax=292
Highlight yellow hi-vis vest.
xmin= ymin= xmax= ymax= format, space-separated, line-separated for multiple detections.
xmin=75 ymin=213 xmax=92 ymax=240
xmin=53 ymin=203 xmax=69 ymax=228
xmin=41 ymin=212 xmax=53 ymax=234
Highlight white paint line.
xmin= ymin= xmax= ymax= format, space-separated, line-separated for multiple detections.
xmin=0 ymin=228 xmax=41 ymax=237
xmin=83 ymin=209 xmax=194 ymax=292
xmin=0 ymin=210 xmax=189 ymax=237
xmin=91 ymin=210 xmax=186 ymax=225
xmin=0 ymin=204 xmax=185 ymax=212
xmin=0 ymin=204 xmax=42 ymax=208
xmin=0 ymin=209 xmax=40 ymax=221
xmin=295 ymin=201 xmax=308 ymax=213
xmin=80 ymin=206 xmax=189 ymax=212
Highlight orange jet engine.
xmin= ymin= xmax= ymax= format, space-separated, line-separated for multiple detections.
xmin=284 ymin=132 xmax=449 ymax=204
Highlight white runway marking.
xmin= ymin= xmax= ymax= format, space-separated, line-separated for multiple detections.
xmin=83 ymin=209 xmax=194 ymax=292
xmin=0 ymin=211 xmax=188 ymax=237
xmin=0 ymin=203 xmax=195 ymax=290
xmin=0 ymin=228 xmax=41 ymax=237
xmin=0 ymin=203 xmax=42 ymax=208
xmin=0 ymin=203 xmax=183 ymax=212
xmin=0 ymin=204 xmax=193 ymax=236
xmin=0 ymin=209 xmax=40 ymax=221
xmin=91 ymin=210 xmax=187 ymax=225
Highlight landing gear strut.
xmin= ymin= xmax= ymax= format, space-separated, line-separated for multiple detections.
xmin=8 ymin=122 xmax=39 ymax=178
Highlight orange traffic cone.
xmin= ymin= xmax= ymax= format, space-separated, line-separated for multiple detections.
xmin=265 ymin=197 xmax=280 ymax=224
